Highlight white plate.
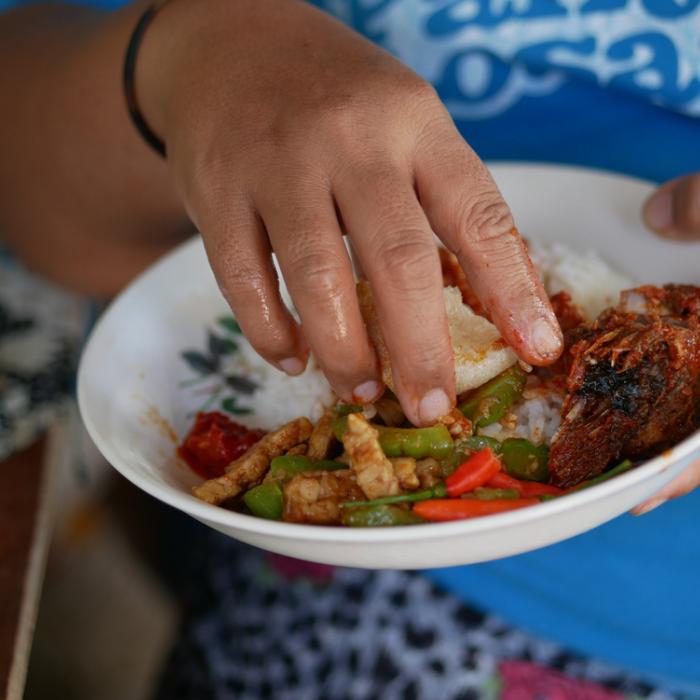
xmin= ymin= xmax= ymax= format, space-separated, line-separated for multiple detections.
xmin=77 ymin=163 xmax=700 ymax=569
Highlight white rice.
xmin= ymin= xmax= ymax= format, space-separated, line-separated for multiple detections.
xmin=528 ymin=241 xmax=634 ymax=322
xmin=219 ymin=341 xmax=334 ymax=431
xmin=222 ymin=240 xmax=632 ymax=442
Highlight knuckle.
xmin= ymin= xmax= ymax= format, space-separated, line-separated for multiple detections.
xmin=374 ymin=234 xmax=438 ymax=288
xmin=458 ymin=196 xmax=515 ymax=248
xmin=217 ymin=262 xmax=269 ymax=306
xmin=286 ymin=246 xmax=347 ymax=298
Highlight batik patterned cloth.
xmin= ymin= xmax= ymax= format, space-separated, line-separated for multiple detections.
xmin=156 ymin=534 xmax=684 ymax=700
xmin=0 ymin=252 xmax=88 ymax=461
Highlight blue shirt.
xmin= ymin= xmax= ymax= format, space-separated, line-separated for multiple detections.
xmin=305 ymin=1 xmax=700 ymax=692
xmin=5 ymin=0 xmax=700 ymax=691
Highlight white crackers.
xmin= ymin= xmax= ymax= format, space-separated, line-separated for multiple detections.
xmin=358 ymin=281 xmax=517 ymax=396
xmin=443 ymin=286 xmax=518 ymax=394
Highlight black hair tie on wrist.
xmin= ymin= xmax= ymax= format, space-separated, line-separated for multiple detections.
xmin=123 ymin=2 xmax=168 ymax=158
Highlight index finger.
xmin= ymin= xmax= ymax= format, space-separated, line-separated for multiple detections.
xmin=415 ymin=133 xmax=562 ymax=365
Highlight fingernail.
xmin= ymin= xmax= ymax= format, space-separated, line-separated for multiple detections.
xmin=418 ymin=388 xmax=451 ymax=425
xmin=530 ymin=318 xmax=562 ymax=360
xmin=279 ymin=357 xmax=305 ymax=376
xmin=352 ymin=380 xmax=382 ymax=404
xmin=634 ymin=498 xmax=666 ymax=516
xmin=644 ymin=191 xmax=673 ymax=232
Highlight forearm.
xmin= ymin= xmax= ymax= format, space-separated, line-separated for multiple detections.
xmin=0 ymin=3 xmax=190 ymax=296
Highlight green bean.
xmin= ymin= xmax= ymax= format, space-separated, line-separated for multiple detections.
xmin=269 ymin=455 xmax=313 ymax=480
xmin=243 ymin=483 xmax=283 ymax=520
xmin=269 ymin=455 xmax=345 ymax=482
xmin=333 ymin=418 xmax=454 ymax=459
xmin=334 ymin=404 xmax=363 ymax=417
xmin=341 ymin=504 xmax=425 ymax=527
xmin=313 ymin=459 xmax=347 ymax=471
xmin=458 ymin=365 xmax=527 ymax=427
xmin=572 ymin=460 xmax=634 ymax=491
xmin=501 ymin=438 xmax=549 ymax=482
xmin=343 ymin=483 xmax=447 ymax=508
xmin=461 ymin=435 xmax=503 ymax=454
xmin=469 ymin=487 xmax=519 ymax=500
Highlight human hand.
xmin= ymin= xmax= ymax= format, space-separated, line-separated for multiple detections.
xmin=634 ymin=172 xmax=700 ymax=513
xmin=136 ymin=0 xmax=561 ymax=425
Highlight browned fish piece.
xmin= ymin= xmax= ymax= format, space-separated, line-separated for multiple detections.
xmin=549 ymin=285 xmax=700 ymax=487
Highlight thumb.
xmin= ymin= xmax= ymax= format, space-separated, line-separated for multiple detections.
xmin=643 ymin=173 xmax=700 ymax=239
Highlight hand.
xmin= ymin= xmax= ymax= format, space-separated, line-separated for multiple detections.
xmin=137 ymin=0 xmax=561 ymax=425
xmin=634 ymin=172 xmax=700 ymax=513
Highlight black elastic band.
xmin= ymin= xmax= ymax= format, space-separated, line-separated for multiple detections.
xmin=123 ymin=2 xmax=167 ymax=157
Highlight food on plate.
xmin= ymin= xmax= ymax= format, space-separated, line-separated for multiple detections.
xmin=548 ymin=284 xmax=700 ymax=486
xmin=179 ymin=243 xmax=700 ymax=525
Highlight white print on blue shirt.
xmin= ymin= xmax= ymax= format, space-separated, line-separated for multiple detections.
xmin=314 ymin=0 xmax=700 ymax=119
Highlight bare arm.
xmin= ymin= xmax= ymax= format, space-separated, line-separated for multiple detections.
xmin=0 ymin=3 xmax=190 ymax=296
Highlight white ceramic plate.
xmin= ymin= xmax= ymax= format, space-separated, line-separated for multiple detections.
xmin=77 ymin=164 xmax=700 ymax=569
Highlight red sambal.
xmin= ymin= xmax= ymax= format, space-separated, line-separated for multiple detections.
xmin=178 ymin=411 xmax=265 ymax=479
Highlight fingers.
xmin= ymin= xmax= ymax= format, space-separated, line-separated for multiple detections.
xmin=643 ymin=173 xmax=700 ymax=240
xmin=197 ymin=200 xmax=308 ymax=375
xmin=414 ymin=130 xmax=562 ymax=366
xmin=257 ymin=177 xmax=383 ymax=404
xmin=335 ymin=164 xmax=456 ymax=426
xmin=631 ymin=458 xmax=700 ymax=515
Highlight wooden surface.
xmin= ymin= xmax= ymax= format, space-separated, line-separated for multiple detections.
xmin=0 ymin=440 xmax=46 ymax=700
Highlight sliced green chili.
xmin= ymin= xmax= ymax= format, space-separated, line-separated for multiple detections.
xmin=243 ymin=483 xmax=283 ymax=520
xmin=458 ymin=365 xmax=527 ymax=427
xmin=469 ymin=487 xmax=520 ymax=500
xmin=461 ymin=435 xmax=503 ymax=454
xmin=333 ymin=418 xmax=454 ymax=460
xmin=342 ymin=504 xmax=425 ymax=527
xmin=270 ymin=455 xmax=345 ymax=482
xmin=501 ymin=438 xmax=549 ymax=482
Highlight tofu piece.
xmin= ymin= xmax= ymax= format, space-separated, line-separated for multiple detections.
xmin=192 ymin=417 xmax=313 ymax=505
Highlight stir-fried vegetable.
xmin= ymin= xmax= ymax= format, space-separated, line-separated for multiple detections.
xmin=269 ymin=455 xmax=345 ymax=481
xmin=344 ymin=484 xmax=447 ymax=508
xmin=458 ymin=365 xmax=527 ymax=427
xmin=243 ymin=483 xmax=283 ymax=520
xmin=333 ymin=418 xmax=454 ymax=459
xmin=568 ymin=459 xmax=634 ymax=491
xmin=413 ymin=497 xmax=539 ymax=521
xmin=342 ymin=504 xmax=425 ymax=527
xmin=444 ymin=448 xmax=501 ymax=495
xmin=469 ymin=487 xmax=519 ymax=500
xmin=500 ymin=438 xmax=549 ymax=482
xmin=462 ymin=435 xmax=503 ymax=454
xmin=487 ymin=471 xmax=563 ymax=497
xmin=343 ymin=448 xmax=500 ymax=510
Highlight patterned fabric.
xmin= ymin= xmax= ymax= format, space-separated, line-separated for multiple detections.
xmin=156 ymin=535 xmax=682 ymax=700
xmin=311 ymin=0 xmax=700 ymax=118
xmin=0 ymin=253 xmax=88 ymax=460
